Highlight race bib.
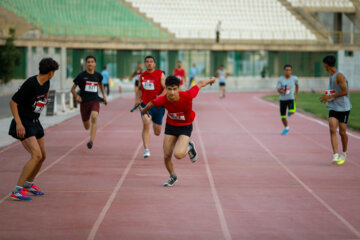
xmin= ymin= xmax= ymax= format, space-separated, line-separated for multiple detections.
xmin=33 ymin=99 xmax=47 ymax=114
xmin=142 ymin=80 xmax=155 ymax=90
xmin=325 ymin=89 xmax=335 ymax=96
xmin=85 ymin=81 xmax=98 ymax=92
xmin=168 ymin=112 xmax=185 ymax=121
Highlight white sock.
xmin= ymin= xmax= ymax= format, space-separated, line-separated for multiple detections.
xmin=285 ymin=126 xmax=290 ymax=130
xmin=342 ymin=152 xmax=347 ymax=157
xmin=333 ymin=153 xmax=339 ymax=159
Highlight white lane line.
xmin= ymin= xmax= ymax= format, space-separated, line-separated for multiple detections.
xmin=218 ymin=102 xmax=360 ymax=238
xmin=87 ymin=141 xmax=142 ymax=240
xmin=195 ymin=120 xmax=232 ymax=240
xmin=0 ymin=110 xmax=123 ymax=205
xmin=0 ymin=142 xmax=20 ymax=154
xmin=254 ymin=95 xmax=360 ymax=140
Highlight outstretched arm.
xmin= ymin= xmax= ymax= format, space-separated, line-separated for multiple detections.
xmin=196 ymin=77 xmax=216 ymax=89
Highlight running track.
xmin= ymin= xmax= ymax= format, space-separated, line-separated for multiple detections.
xmin=0 ymin=92 xmax=359 ymax=240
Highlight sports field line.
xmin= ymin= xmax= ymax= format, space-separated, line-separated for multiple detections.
xmin=0 ymin=109 xmax=125 ymax=205
xmin=253 ymin=95 xmax=360 ymax=140
xmin=195 ymin=119 xmax=232 ymax=240
xmin=218 ymin=101 xmax=360 ymax=238
xmin=87 ymin=141 xmax=142 ymax=240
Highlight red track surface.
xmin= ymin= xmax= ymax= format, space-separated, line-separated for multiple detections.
xmin=0 ymin=92 xmax=359 ymax=240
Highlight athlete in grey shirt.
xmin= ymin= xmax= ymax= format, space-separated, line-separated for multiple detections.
xmin=276 ymin=64 xmax=299 ymax=135
xmin=320 ymin=55 xmax=352 ymax=165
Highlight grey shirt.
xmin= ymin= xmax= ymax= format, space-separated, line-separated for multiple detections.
xmin=326 ymin=71 xmax=352 ymax=112
xmin=277 ymin=75 xmax=298 ymax=101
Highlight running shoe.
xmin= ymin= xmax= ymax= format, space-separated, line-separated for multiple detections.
xmin=188 ymin=141 xmax=198 ymax=163
xmin=87 ymin=141 xmax=93 ymax=149
xmin=11 ymin=187 xmax=32 ymax=201
xmin=337 ymin=153 xmax=346 ymax=165
xmin=24 ymin=184 xmax=45 ymax=196
xmin=144 ymin=149 xmax=150 ymax=158
xmin=281 ymin=128 xmax=289 ymax=135
xmin=331 ymin=154 xmax=339 ymax=164
xmin=163 ymin=176 xmax=178 ymax=187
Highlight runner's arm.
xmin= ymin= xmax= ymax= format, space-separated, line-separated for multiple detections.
xmin=9 ymin=100 xmax=25 ymax=138
xmin=99 ymin=82 xmax=107 ymax=105
xmin=196 ymin=77 xmax=215 ymax=89
xmin=320 ymin=74 xmax=348 ymax=102
xmin=71 ymin=84 xmax=82 ymax=102
xmin=295 ymin=83 xmax=299 ymax=100
xmin=159 ymin=73 xmax=167 ymax=95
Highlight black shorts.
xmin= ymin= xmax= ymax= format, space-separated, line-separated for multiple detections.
xmin=135 ymin=80 xmax=139 ymax=87
xmin=165 ymin=123 xmax=193 ymax=137
xmin=219 ymin=82 xmax=226 ymax=87
xmin=8 ymin=118 xmax=44 ymax=141
xmin=329 ymin=110 xmax=350 ymax=124
xmin=280 ymin=100 xmax=296 ymax=118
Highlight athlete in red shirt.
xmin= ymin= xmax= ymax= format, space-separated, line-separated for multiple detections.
xmin=141 ymin=75 xmax=215 ymax=186
xmin=135 ymin=56 xmax=166 ymax=158
xmin=173 ymin=60 xmax=186 ymax=88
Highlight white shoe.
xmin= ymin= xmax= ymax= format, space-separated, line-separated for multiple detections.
xmin=188 ymin=141 xmax=197 ymax=163
xmin=331 ymin=153 xmax=339 ymax=164
xmin=144 ymin=149 xmax=150 ymax=158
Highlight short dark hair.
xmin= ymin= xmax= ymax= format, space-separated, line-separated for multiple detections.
xmin=86 ymin=55 xmax=96 ymax=62
xmin=103 ymin=66 xmax=107 ymax=70
xmin=165 ymin=75 xmax=180 ymax=87
xmin=283 ymin=64 xmax=292 ymax=70
xmin=144 ymin=56 xmax=156 ymax=63
xmin=39 ymin=58 xmax=59 ymax=74
xmin=323 ymin=55 xmax=336 ymax=67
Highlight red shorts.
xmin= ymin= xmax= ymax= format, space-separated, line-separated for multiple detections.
xmin=80 ymin=101 xmax=100 ymax=122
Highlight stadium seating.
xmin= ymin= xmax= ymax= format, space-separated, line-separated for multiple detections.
xmin=0 ymin=0 xmax=168 ymax=38
xmin=288 ymin=0 xmax=354 ymax=10
xmin=125 ymin=0 xmax=317 ymax=40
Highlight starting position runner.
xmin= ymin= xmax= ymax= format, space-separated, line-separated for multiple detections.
xmin=320 ymin=55 xmax=352 ymax=165
xmin=141 ymin=75 xmax=215 ymax=186
xmin=276 ymin=64 xmax=299 ymax=135
xmin=135 ymin=56 xmax=166 ymax=158
xmin=8 ymin=58 xmax=59 ymax=201
xmin=71 ymin=55 xmax=107 ymax=149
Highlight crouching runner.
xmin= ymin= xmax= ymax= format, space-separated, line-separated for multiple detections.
xmin=141 ymin=75 xmax=215 ymax=187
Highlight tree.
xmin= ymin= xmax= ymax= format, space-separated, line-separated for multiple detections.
xmin=0 ymin=28 xmax=21 ymax=84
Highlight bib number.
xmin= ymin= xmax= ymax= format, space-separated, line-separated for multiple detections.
xmin=168 ymin=112 xmax=185 ymax=121
xmin=85 ymin=81 xmax=98 ymax=92
xmin=33 ymin=100 xmax=47 ymax=113
xmin=142 ymin=80 xmax=155 ymax=90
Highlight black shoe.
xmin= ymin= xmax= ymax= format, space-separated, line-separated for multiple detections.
xmin=188 ymin=141 xmax=197 ymax=163
xmin=163 ymin=176 xmax=178 ymax=187
xmin=87 ymin=141 xmax=93 ymax=149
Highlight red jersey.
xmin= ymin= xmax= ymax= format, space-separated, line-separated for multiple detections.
xmin=140 ymin=69 xmax=164 ymax=104
xmin=174 ymin=68 xmax=185 ymax=85
xmin=152 ymin=86 xmax=199 ymax=126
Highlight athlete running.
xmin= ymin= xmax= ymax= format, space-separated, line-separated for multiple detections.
xmin=134 ymin=56 xmax=166 ymax=158
xmin=276 ymin=64 xmax=299 ymax=135
xmin=8 ymin=58 xmax=59 ymax=201
xmin=320 ymin=55 xmax=352 ymax=165
xmin=71 ymin=55 xmax=107 ymax=149
xmin=141 ymin=75 xmax=215 ymax=186
xmin=173 ymin=60 xmax=186 ymax=89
